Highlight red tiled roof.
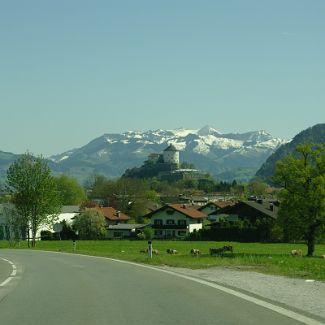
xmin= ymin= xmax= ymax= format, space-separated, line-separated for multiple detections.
xmin=94 ymin=207 xmax=130 ymax=221
xmin=169 ymin=204 xmax=206 ymax=219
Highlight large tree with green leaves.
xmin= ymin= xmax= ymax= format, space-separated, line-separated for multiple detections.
xmin=6 ymin=153 xmax=61 ymax=247
xmin=275 ymin=144 xmax=325 ymax=256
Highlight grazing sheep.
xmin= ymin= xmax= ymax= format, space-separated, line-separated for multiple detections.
xmin=190 ymin=249 xmax=201 ymax=255
xmin=167 ymin=248 xmax=178 ymax=254
xmin=140 ymin=248 xmax=159 ymax=255
xmin=223 ymin=245 xmax=233 ymax=253
xmin=322 ymin=255 xmax=325 ymax=259
xmin=291 ymin=249 xmax=302 ymax=256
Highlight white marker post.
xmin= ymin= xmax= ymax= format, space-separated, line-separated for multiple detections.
xmin=148 ymin=240 xmax=153 ymax=259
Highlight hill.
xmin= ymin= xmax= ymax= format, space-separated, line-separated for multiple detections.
xmin=255 ymin=123 xmax=325 ymax=182
xmin=0 ymin=151 xmax=21 ymax=183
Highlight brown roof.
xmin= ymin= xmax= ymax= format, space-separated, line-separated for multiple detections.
xmin=200 ymin=201 xmax=233 ymax=210
xmin=168 ymin=204 xmax=206 ymax=219
xmin=94 ymin=207 xmax=130 ymax=221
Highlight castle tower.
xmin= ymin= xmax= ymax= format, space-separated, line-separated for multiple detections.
xmin=163 ymin=144 xmax=179 ymax=167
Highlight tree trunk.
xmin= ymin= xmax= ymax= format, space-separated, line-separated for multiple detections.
xmin=27 ymin=225 xmax=30 ymax=248
xmin=31 ymin=228 xmax=36 ymax=248
xmin=307 ymin=237 xmax=315 ymax=257
xmin=306 ymin=224 xmax=317 ymax=257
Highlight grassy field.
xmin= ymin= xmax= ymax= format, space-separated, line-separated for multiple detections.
xmin=1 ymin=240 xmax=325 ymax=280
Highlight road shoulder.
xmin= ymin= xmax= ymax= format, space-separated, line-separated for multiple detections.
xmin=158 ymin=265 xmax=325 ymax=322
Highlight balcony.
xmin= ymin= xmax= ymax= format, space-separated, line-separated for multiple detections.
xmin=151 ymin=224 xmax=188 ymax=230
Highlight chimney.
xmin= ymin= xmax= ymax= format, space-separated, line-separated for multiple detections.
xmin=182 ymin=204 xmax=186 ymax=209
xmin=269 ymin=203 xmax=274 ymax=211
xmin=116 ymin=211 xmax=120 ymax=218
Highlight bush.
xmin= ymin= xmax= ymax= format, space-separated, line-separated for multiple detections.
xmin=73 ymin=209 xmax=107 ymax=240
xmin=188 ymin=219 xmax=275 ymax=242
xmin=41 ymin=231 xmax=53 ymax=240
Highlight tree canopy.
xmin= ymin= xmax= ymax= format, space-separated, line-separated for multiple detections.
xmin=6 ymin=153 xmax=62 ymax=247
xmin=275 ymin=144 xmax=325 ymax=256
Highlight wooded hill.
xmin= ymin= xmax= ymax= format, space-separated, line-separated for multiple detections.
xmin=255 ymin=123 xmax=325 ymax=183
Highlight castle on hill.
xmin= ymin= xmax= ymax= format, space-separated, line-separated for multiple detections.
xmin=148 ymin=144 xmax=180 ymax=167
xmin=123 ymin=144 xmax=207 ymax=181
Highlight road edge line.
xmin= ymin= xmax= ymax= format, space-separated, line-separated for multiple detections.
xmin=0 ymin=257 xmax=17 ymax=287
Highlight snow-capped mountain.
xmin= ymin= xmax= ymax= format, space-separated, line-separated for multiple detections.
xmin=50 ymin=126 xmax=287 ymax=182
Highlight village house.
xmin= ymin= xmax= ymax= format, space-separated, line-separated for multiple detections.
xmin=145 ymin=204 xmax=207 ymax=239
xmin=0 ymin=204 xmax=81 ymax=240
xmin=210 ymin=199 xmax=278 ymax=224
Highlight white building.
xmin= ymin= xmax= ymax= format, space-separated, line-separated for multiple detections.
xmin=145 ymin=204 xmax=206 ymax=239
xmin=163 ymin=144 xmax=179 ymax=166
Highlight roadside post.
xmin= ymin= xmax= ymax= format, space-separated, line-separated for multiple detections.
xmin=73 ymin=230 xmax=79 ymax=252
xmin=148 ymin=240 xmax=152 ymax=259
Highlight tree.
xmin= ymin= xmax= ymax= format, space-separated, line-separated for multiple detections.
xmin=6 ymin=153 xmax=61 ymax=247
xmin=275 ymin=144 xmax=325 ymax=256
xmin=2 ymin=205 xmax=22 ymax=246
xmin=73 ymin=209 xmax=107 ymax=239
xmin=248 ymin=180 xmax=267 ymax=196
xmin=55 ymin=175 xmax=86 ymax=205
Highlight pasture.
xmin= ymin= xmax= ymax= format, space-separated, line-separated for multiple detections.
xmin=1 ymin=240 xmax=325 ymax=280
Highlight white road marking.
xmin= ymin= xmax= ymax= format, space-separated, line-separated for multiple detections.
xmin=0 ymin=257 xmax=17 ymax=287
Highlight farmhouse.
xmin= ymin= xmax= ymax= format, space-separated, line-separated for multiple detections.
xmin=0 ymin=204 xmax=81 ymax=240
xmin=145 ymin=204 xmax=207 ymax=239
xmin=210 ymin=200 xmax=278 ymax=224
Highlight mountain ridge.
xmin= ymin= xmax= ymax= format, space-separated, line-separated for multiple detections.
xmin=0 ymin=126 xmax=288 ymax=183
xmin=49 ymin=126 xmax=287 ymax=183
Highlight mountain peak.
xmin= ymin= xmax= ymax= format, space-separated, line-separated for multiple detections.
xmin=197 ymin=125 xmax=220 ymax=136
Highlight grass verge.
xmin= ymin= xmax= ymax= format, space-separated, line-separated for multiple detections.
xmin=1 ymin=240 xmax=325 ymax=280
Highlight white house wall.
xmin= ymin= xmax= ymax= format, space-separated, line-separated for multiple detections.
xmin=151 ymin=208 xmax=203 ymax=239
xmin=33 ymin=212 xmax=78 ymax=239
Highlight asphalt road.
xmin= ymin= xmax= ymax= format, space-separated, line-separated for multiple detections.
xmin=0 ymin=250 xmax=312 ymax=325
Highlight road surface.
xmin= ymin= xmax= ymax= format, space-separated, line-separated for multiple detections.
xmin=0 ymin=250 xmax=318 ymax=325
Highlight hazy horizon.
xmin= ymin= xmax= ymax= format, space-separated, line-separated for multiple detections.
xmin=1 ymin=1 xmax=324 ymax=156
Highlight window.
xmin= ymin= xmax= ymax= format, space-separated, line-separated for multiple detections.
xmin=113 ymin=232 xmax=122 ymax=238
xmin=178 ymin=231 xmax=186 ymax=237
xmin=154 ymin=219 xmax=163 ymax=225
xmin=178 ymin=220 xmax=186 ymax=226
xmin=166 ymin=219 xmax=175 ymax=225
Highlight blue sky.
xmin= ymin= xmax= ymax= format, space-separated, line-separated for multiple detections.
xmin=0 ymin=0 xmax=324 ymax=156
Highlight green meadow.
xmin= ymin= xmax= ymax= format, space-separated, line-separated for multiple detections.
xmin=1 ymin=240 xmax=325 ymax=280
